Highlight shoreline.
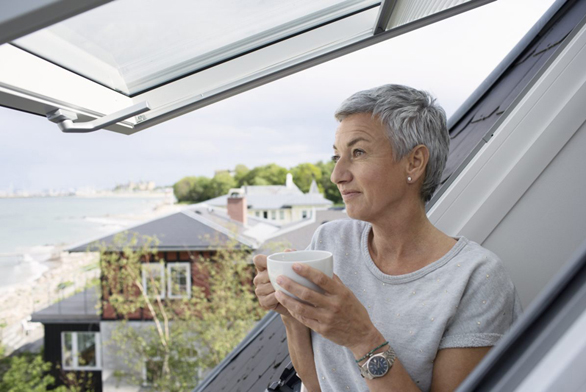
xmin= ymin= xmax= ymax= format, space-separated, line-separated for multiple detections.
xmin=0 ymin=200 xmax=184 ymax=292
xmin=0 ymin=199 xmax=185 ymax=354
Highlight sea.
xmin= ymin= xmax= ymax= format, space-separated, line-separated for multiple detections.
xmin=0 ymin=195 xmax=167 ymax=289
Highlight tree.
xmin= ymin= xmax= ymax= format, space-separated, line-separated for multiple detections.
xmin=0 ymin=351 xmax=88 ymax=392
xmin=315 ymin=160 xmax=342 ymax=204
xmin=233 ymin=164 xmax=250 ymax=186
xmin=209 ymin=171 xmax=236 ymax=198
xmin=173 ymin=176 xmax=198 ymax=203
xmin=290 ymin=163 xmax=322 ymax=193
xmin=237 ymin=163 xmax=288 ymax=187
xmin=98 ymin=233 xmax=275 ymax=391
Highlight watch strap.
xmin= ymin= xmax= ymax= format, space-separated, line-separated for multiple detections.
xmin=359 ymin=346 xmax=396 ymax=380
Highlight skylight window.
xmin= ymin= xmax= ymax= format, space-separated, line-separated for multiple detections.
xmin=13 ymin=0 xmax=379 ymax=96
xmin=0 ymin=0 xmax=493 ymax=135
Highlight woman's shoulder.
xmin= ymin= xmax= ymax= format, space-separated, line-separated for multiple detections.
xmin=454 ymin=237 xmax=516 ymax=290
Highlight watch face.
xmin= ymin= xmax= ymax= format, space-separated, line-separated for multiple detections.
xmin=368 ymin=356 xmax=389 ymax=377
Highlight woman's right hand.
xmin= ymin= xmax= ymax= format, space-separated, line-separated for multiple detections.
xmin=253 ymin=251 xmax=293 ymax=317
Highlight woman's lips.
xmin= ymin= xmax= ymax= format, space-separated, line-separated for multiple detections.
xmin=341 ymin=191 xmax=361 ymax=200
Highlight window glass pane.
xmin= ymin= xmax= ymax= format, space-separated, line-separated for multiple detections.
xmin=14 ymin=0 xmax=378 ymax=95
xmin=280 ymin=210 xmax=285 ymax=220
xmin=271 ymin=211 xmax=276 ymax=220
xmin=143 ymin=264 xmax=164 ymax=297
xmin=77 ymin=333 xmax=97 ymax=367
xmin=169 ymin=264 xmax=189 ymax=297
xmin=62 ymin=332 xmax=73 ymax=368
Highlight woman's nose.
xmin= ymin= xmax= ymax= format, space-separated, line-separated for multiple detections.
xmin=330 ymin=158 xmax=351 ymax=184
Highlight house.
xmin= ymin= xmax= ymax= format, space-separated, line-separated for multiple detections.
xmin=193 ymin=0 xmax=586 ymax=390
xmin=30 ymin=196 xmax=346 ymax=391
xmin=5 ymin=0 xmax=586 ymax=390
xmin=203 ymin=174 xmax=333 ymax=224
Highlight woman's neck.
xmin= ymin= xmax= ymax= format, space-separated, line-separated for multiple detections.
xmin=368 ymin=203 xmax=456 ymax=275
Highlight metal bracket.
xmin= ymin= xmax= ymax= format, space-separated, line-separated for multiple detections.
xmin=46 ymin=102 xmax=150 ymax=133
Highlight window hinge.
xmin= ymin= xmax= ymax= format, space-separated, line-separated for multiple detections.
xmin=46 ymin=102 xmax=150 ymax=133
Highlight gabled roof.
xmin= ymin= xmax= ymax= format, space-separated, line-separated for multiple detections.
xmin=193 ymin=1 xmax=586 ymax=390
xmin=204 ymin=179 xmax=333 ymax=210
xmin=68 ymin=209 xmax=257 ymax=252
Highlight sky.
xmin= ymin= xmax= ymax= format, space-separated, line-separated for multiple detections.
xmin=0 ymin=0 xmax=557 ymax=192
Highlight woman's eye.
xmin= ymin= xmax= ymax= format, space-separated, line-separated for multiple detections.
xmin=331 ymin=155 xmax=340 ymax=163
xmin=352 ymin=149 xmax=364 ymax=158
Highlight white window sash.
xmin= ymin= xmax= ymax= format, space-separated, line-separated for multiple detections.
xmin=61 ymin=331 xmax=101 ymax=371
xmin=167 ymin=262 xmax=191 ymax=299
xmin=142 ymin=263 xmax=166 ymax=299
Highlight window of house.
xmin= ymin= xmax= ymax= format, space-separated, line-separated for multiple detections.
xmin=302 ymin=210 xmax=308 ymax=219
xmin=279 ymin=210 xmax=285 ymax=220
xmin=62 ymin=332 xmax=101 ymax=371
xmin=271 ymin=210 xmax=276 ymax=220
xmin=142 ymin=263 xmax=165 ymax=298
xmin=255 ymin=211 xmax=260 ymax=217
xmin=167 ymin=262 xmax=191 ymax=298
xmin=263 ymin=211 xmax=268 ymax=219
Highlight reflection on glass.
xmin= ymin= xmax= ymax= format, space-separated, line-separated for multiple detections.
xmin=169 ymin=264 xmax=189 ymax=297
xmin=144 ymin=264 xmax=164 ymax=297
xmin=14 ymin=0 xmax=378 ymax=95
xmin=63 ymin=332 xmax=73 ymax=368
xmin=77 ymin=333 xmax=97 ymax=367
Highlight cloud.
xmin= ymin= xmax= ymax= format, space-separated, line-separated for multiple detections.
xmin=0 ymin=0 xmax=556 ymax=191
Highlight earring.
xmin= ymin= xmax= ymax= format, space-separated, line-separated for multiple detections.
xmin=407 ymin=176 xmax=412 ymax=183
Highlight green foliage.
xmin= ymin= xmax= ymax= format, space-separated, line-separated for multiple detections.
xmin=236 ymin=163 xmax=288 ymax=187
xmin=290 ymin=163 xmax=322 ymax=193
xmin=314 ymin=160 xmax=342 ymax=204
xmin=0 ymin=351 xmax=83 ymax=392
xmin=172 ymin=160 xmax=342 ymax=204
xmin=99 ymin=233 xmax=269 ymax=391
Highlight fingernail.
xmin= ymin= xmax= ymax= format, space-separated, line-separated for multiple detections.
xmin=276 ymin=276 xmax=283 ymax=284
xmin=292 ymin=264 xmax=301 ymax=272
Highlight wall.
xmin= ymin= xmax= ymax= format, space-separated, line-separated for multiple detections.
xmin=483 ymin=119 xmax=586 ymax=308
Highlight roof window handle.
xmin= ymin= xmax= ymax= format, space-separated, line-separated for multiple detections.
xmin=46 ymin=102 xmax=150 ymax=133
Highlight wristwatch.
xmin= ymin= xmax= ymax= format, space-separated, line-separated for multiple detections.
xmin=359 ymin=346 xmax=396 ymax=380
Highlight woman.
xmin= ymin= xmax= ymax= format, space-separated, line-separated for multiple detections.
xmin=253 ymin=84 xmax=522 ymax=392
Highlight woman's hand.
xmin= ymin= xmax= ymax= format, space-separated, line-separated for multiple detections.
xmin=274 ymin=263 xmax=382 ymax=354
xmin=252 ymin=251 xmax=293 ymax=317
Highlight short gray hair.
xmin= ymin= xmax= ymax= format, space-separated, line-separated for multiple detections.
xmin=334 ymin=84 xmax=449 ymax=202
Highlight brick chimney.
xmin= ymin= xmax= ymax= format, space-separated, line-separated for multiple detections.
xmin=227 ymin=189 xmax=247 ymax=226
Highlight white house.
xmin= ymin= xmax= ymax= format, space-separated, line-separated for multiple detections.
xmin=202 ymin=173 xmax=333 ymax=224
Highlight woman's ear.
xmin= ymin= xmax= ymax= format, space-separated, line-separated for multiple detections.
xmin=406 ymin=144 xmax=429 ymax=183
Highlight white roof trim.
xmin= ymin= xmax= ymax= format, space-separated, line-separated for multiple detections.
xmin=428 ymin=19 xmax=586 ymax=244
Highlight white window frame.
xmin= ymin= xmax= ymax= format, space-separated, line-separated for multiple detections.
xmin=167 ymin=262 xmax=191 ymax=299
xmin=61 ymin=331 xmax=101 ymax=371
xmin=279 ymin=210 xmax=285 ymax=220
xmin=142 ymin=263 xmax=166 ymax=299
xmin=271 ymin=210 xmax=276 ymax=220
xmin=0 ymin=1 xmax=491 ymax=135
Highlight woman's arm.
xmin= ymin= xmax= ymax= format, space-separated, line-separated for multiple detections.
xmin=252 ymin=254 xmax=321 ymax=391
xmin=281 ymin=314 xmax=321 ymax=392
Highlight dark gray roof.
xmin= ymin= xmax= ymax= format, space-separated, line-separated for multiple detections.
xmin=68 ymin=210 xmax=256 ymax=252
xmin=194 ymin=1 xmax=586 ymax=390
xmin=31 ymin=287 xmax=99 ymax=324
xmin=193 ymin=312 xmax=291 ymax=392
xmin=431 ymin=0 xmax=586 ymax=205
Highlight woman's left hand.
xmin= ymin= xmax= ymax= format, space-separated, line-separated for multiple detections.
xmin=275 ymin=263 xmax=381 ymax=353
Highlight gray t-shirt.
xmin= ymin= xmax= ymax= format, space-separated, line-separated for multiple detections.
xmin=306 ymin=219 xmax=522 ymax=392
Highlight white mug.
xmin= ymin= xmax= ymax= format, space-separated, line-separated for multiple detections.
xmin=267 ymin=250 xmax=334 ymax=300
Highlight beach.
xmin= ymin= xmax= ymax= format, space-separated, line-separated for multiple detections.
xmin=0 ymin=194 xmax=184 ymax=353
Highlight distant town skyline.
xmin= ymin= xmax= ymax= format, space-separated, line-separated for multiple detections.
xmin=0 ymin=0 xmax=556 ymax=192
